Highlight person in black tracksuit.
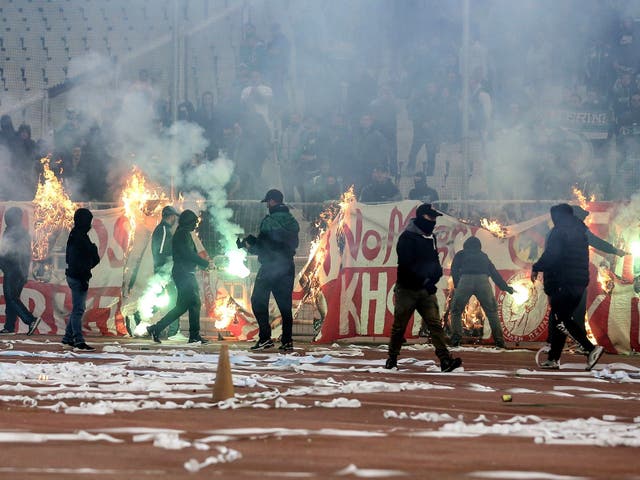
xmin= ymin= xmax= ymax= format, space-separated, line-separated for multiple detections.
xmin=0 ymin=207 xmax=41 ymax=335
xmin=150 ymin=205 xmax=180 ymax=338
xmin=449 ymin=236 xmax=514 ymax=348
xmin=147 ymin=210 xmax=209 ymax=344
xmin=63 ymin=208 xmax=101 ymax=351
xmin=567 ymin=205 xmax=627 ymax=349
xmin=385 ymin=203 xmax=462 ymax=371
xmin=240 ymin=189 xmax=300 ymax=352
xmin=532 ymin=203 xmax=604 ymax=370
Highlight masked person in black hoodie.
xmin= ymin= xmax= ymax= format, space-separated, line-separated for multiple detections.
xmin=385 ymin=203 xmax=462 ymax=371
xmin=147 ymin=210 xmax=210 ymax=344
xmin=449 ymin=236 xmax=514 ymax=348
xmin=532 ymin=203 xmax=604 ymax=371
xmin=239 ymin=189 xmax=300 ymax=352
xmin=63 ymin=208 xmax=100 ymax=351
xmin=0 ymin=207 xmax=42 ymax=335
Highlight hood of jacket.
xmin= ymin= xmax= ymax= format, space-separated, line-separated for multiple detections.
xmin=178 ymin=209 xmax=199 ymax=231
xmin=4 ymin=207 xmax=23 ymax=228
xmin=73 ymin=208 xmax=93 ymax=233
xmin=463 ymin=236 xmax=482 ymax=251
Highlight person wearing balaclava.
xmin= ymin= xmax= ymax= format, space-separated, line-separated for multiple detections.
xmin=0 ymin=207 xmax=42 ymax=335
xmin=147 ymin=209 xmax=210 ymax=344
xmin=449 ymin=236 xmax=514 ymax=348
xmin=385 ymin=203 xmax=462 ymax=372
xmin=63 ymin=208 xmax=100 ymax=351
xmin=532 ymin=203 xmax=604 ymax=371
xmin=239 ymin=189 xmax=299 ymax=352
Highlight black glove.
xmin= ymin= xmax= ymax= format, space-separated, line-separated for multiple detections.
xmin=425 ymin=284 xmax=437 ymax=295
xmin=506 ymin=286 xmax=514 ymax=295
xmin=245 ymin=234 xmax=257 ymax=245
xmin=236 ymin=238 xmax=244 ymax=249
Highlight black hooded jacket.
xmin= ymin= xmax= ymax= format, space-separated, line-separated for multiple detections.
xmin=395 ymin=218 xmax=442 ymax=292
xmin=0 ymin=207 xmax=31 ymax=280
xmin=65 ymin=208 xmax=100 ymax=288
xmin=532 ymin=204 xmax=589 ymax=294
xmin=171 ymin=210 xmax=209 ymax=277
xmin=450 ymin=236 xmax=510 ymax=291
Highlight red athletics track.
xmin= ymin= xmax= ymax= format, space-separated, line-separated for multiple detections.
xmin=0 ymin=336 xmax=639 ymax=480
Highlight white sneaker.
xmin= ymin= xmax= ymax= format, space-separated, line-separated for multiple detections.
xmin=167 ymin=332 xmax=189 ymax=342
xmin=586 ymin=345 xmax=604 ymax=371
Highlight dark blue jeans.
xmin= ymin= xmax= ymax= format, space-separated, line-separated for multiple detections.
xmin=64 ymin=276 xmax=88 ymax=344
xmin=2 ymin=269 xmax=36 ymax=332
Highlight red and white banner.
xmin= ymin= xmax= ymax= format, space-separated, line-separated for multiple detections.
xmin=2 ymin=200 xmax=639 ymax=354
xmin=295 ymin=200 xmax=640 ymax=354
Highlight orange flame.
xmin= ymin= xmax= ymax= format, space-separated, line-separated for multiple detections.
xmin=295 ymin=186 xmax=356 ymax=316
xmin=120 ymin=167 xmax=169 ymax=249
xmin=572 ymin=186 xmax=595 ymax=209
xmin=32 ymin=157 xmax=76 ymax=261
xmin=213 ymin=296 xmax=237 ymax=330
xmin=597 ymin=263 xmax=614 ymax=295
xmin=480 ymin=218 xmax=508 ymax=238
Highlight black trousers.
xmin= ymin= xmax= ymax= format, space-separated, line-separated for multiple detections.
xmin=547 ymin=285 xmax=594 ymax=361
xmin=154 ymin=273 xmax=202 ymax=340
xmin=2 ymin=269 xmax=36 ymax=332
xmin=251 ymin=260 xmax=295 ymax=344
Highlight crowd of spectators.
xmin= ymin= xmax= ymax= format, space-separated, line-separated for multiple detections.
xmin=2 ymin=4 xmax=640 ymax=218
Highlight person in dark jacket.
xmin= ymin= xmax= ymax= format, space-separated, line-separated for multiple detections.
xmin=150 ymin=205 xmax=183 ymax=340
xmin=449 ymin=236 xmax=514 ymax=348
xmin=240 ymin=189 xmax=300 ymax=351
xmin=359 ymin=166 xmax=402 ymax=203
xmin=385 ymin=203 xmax=462 ymax=371
xmin=63 ymin=208 xmax=100 ymax=351
xmin=531 ymin=203 xmax=604 ymax=371
xmin=0 ymin=207 xmax=41 ymax=335
xmin=566 ymin=205 xmax=627 ymax=352
xmin=408 ymin=171 xmax=439 ymax=204
xmin=147 ymin=210 xmax=210 ymax=344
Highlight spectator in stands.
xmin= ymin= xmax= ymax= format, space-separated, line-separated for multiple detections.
xmin=584 ymin=37 xmax=615 ymax=95
xmin=54 ymin=109 xmax=83 ymax=157
xmin=240 ymin=189 xmax=299 ymax=352
xmin=469 ymin=66 xmax=492 ymax=141
xmin=62 ymin=208 xmax=101 ymax=351
xmin=448 ymin=236 xmax=514 ymax=348
xmin=177 ymin=101 xmax=196 ymax=123
xmin=532 ymin=203 xmax=604 ymax=371
xmin=359 ymin=166 xmax=401 ymax=203
xmin=147 ymin=210 xmax=210 ymax=345
xmin=239 ymin=23 xmax=266 ymax=73
xmin=279 ymin=111 xmax=305 ymax=200
xmin=13 ymin=124 xmax=39 ymax=199
xmin=408 ymin=171 xmax=439 ymax=203
xmin=0 ymin=115 xmax=17 ymax=152
xmin=618 ymin=92 xmax=640 ymax=126
xmin=385 ymin=203 xmax=461 ymax=371
xmin=304 ymin=160 xmax=342 ymax=222
xmin=346 ymin=65 xmax=377 ymax=128
xmin=0 ymin=207 xmax=42 ymax=335
xmin=611 ymin=72 xmax=634 ymax=120
xmin=265 ymin=23 xmax=290 ymax=105
xmin=613 ymin=16 xmax=639 ymax=74
xmin=325 ymin=112 xmax=354 ymax=184
xmin=370 ymin=85 xmax=398 ymax=179
xmin=353 ymin=113 xmax=390 ymax=192
xmin=407 ymin=81 xmax=441 ymax=176
xmin=195 ymin=91 xmax=221 ymax=159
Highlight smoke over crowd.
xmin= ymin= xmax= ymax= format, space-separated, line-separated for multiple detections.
xmin=0 ymin=0 xmax=639 ymax=231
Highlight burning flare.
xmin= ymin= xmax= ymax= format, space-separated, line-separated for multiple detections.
xmin=214 ymin=296 xmax=238 ymax=330
xmin=480 ymin=218 xmax=508 ymax=238
xmin=32 ymin=156 xmax=76 ymax=261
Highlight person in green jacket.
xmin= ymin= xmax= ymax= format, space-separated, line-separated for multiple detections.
xmin=147 ymin=210 xmax=210 ymax=344
xmin=239 ymin=189 xmax=300 ymax=352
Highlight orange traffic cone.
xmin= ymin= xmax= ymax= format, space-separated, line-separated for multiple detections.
xmin=213 ymin=344 xmax=235 ymax=402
